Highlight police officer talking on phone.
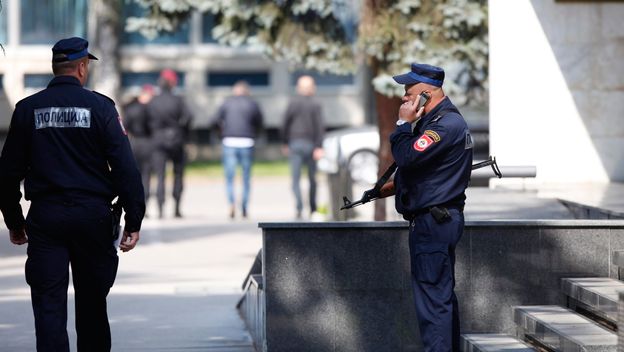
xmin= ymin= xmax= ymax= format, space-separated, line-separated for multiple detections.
xmin=375 ymin=63 xmax=473 ymax=351
xmin=0 ymin=37 xmax=145 ymax=351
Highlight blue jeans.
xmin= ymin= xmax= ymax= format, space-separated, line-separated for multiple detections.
xmin=222 ymin=145 xmax=254 ymax=211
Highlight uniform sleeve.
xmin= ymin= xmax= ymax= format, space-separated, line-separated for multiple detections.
xmin=99 ymin=102 xmax=146 ymax=232
xmin=0 ymin=104 xmax=30 ymax=230
xmin=390 ymin=120 xmax=454 ymax=169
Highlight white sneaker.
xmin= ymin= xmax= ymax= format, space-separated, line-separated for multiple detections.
xmin=309 ymin=211 xmax=325 ymax=222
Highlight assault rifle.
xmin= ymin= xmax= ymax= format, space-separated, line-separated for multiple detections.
xmin=340 ymin=155 xmax=502 ymax=210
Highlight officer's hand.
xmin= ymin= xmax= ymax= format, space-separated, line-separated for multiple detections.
xmin=398 ymin=100 xmax=426 ymax=123
xmin=281 ymin=145 xmax=289 ymax=156
xmin=361 ymin=188 xmax=380 ymax=203
xmin=119 ymin=231 xmax=140 ymax=252
xmin=9 ymin=226 xmax=28 ymax=245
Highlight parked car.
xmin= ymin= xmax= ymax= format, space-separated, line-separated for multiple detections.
xmin=318 ymin=119 xmax=489 ymax=186
xmin=317 ymin=125 xmax=380 ymax=186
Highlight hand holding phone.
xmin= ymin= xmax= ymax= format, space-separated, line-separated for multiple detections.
xmin=399 ymin=92 xmax=430 ymax=123
xmin=416 ymin=92 xmax=431 ymax=111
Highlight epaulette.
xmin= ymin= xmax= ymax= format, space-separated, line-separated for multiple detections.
xmin=92 ymin=91 xmax=116 ymax=105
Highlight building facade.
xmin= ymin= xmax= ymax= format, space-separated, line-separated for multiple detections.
xmin=0 ymin=0 xmax=368 ymax=159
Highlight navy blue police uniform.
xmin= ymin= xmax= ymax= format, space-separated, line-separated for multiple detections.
xmin=390 ymin=63 xmax=473 ymax=351
xmin=0 ymin=37 xmax=145 ymax=351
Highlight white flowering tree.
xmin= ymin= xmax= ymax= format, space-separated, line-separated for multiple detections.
xmin=127 ymin=0 xmax=488 ymax=220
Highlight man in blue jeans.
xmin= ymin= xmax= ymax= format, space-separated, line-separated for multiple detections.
xmin=214 ymin=81 xmax=264 ymax=219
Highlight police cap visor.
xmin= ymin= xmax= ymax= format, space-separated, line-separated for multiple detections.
xmin=52 ymin=37 xmax=98 ymax=63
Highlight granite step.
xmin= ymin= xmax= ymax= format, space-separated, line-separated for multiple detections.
xmin=461 ymin=334 xmax=535 ymax=352
xmin=561 ymin=277 xmax=624 ymax=327
xmin=513 ymin=305 xmax=616 ymax=351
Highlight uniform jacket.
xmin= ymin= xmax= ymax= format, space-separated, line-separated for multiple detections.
xmin=0 ymin=76 xmax=145 ymax=232
xmin=390 ymin=97 xmax=473 ymax=218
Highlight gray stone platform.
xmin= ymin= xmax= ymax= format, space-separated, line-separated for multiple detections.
xmin=460 ymin=334 xmax=535 ymax=352
xmin=513 ymin=305 xmax=616 ymax=351
xmin=561 ymin=277 xmax=624 ymax=324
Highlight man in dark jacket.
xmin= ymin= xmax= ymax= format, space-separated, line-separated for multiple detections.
xmin=281 ymin=75 xmax=325 ymax=220
xmin=0 ymin=37 xmax=144 ymax=351
xmin=123 ymin=84 xmax=154 ymax=206
xmin=146 ymin=69 xmax=193 ymax=218
xmin=214 ymin=80 xmax=263 ymax=219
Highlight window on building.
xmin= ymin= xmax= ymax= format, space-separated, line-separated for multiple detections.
xmin=207 ymin=72 xmax=270 ymax=87
xmin=0 ymin=3 xmax=7 ymax=45
xmin=24 ymin=74 xmax=54 ymax=88
xmin=20 ymin=0 xmax=87 ymax=44
xmin=291 ymin=70 xmax=354 ymax=86
xmin=201 ymin=13 xmax=218 ymax=43
xmin=122 ymin=3 xmax=190 ymax=44
xmin=121 ymin=71 xmax=186 ymax=88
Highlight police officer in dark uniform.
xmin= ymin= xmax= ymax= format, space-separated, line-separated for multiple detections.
xmin=146 ymin=69 xmax=192 ymax=218
xmin=0 ymin=37 xmax=145 ymax=352
xmin=123 ymin=84 xmax=154 ymax=206
xmin=375 ymin=63 xmax=473 ymax=351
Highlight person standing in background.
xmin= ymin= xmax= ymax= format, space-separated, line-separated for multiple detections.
xmin=146 ymin=69 xmax=193 ymax=219
xmin=123 ymin=84 xmax=154 ymax=213
xmin=213 ymin=80 xmax=264 ymax=219
xmin=281 ymin=75 xmax=325 ymax=220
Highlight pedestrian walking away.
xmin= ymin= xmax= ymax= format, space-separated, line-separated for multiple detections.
xmin=146 ymin=69 xmax=193 ymax=218
xmin=123 ymin=84 xmax=154 ymax=209
xmin=281 ymin=75 xmax=325 ymax=220
xmin=213 ymin=80 xmax=264 ymax=219
xmin=0 ymin=37 xmax=145 ymax=352
xmin=371 ymin=63 xmax=473 ymax=351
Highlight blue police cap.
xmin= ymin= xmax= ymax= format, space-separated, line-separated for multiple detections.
xmin=51 ymin=37 xmax=98 ymax=63
xmin=392 ymin=63 xmax=444 ymax=87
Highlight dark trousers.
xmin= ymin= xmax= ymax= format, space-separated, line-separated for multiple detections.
xmin=288 ymin=139 xmax=317 ymax=214
xmin=153 ymin=145 xmax=186 ymax=210
xmin=409 ymin=208 xmax=463 ymax=352
xmin=25 ymin=198 xmax=119 ymax=352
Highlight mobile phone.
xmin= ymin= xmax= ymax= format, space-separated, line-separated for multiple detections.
xmin=416 ymin=92 xmax=430 ymax=111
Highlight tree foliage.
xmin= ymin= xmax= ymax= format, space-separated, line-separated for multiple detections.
xmin=126 ymin=0 xmax=488 ymax=106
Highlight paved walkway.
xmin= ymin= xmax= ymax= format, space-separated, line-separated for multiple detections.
xmin=0 ymin=174 xmax=615 ymax=351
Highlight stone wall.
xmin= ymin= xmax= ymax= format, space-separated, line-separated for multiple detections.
xmin=257 ymin=220 xmax=624 ymax=351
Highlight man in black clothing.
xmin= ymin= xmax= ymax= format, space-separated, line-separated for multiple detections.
xmin=0 ymin=37 xmax=145 ymax=352
xmin=146 ymin=69 xmax=193 ymax=218
xmin=214 ymin=80 xmax=263 ymax=219
xmin=281 ymin=75 xmax=325 ymax=219
xmin=123 ymin=84 xmax=154 ymax=206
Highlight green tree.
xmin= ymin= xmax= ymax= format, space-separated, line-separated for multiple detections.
xmin=127 ymin=0 xmax=488 ymax=219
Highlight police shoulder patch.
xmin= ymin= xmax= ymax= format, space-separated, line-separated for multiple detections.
xmin=92 ymin=91 xmax=116 ymax=105
xmin=413 ymin=134 xmax=434 ymax=152
xmin=423 ymin=130 xmax=441 ymax=143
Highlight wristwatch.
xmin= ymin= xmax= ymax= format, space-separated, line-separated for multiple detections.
xmin=396 ymin=119 xmax=408 ymax=126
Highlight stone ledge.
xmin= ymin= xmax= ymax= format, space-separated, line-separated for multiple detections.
xmin=461 ymin=334 xmax=535 ymax=352
xmin=561 ymin=277 xmax=623 ymax=324
xmin=513 ymin=305 xmax=616 ymax=352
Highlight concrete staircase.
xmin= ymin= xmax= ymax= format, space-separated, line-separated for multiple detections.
xmin=462 ymin=252 xmax=624 ymax=351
